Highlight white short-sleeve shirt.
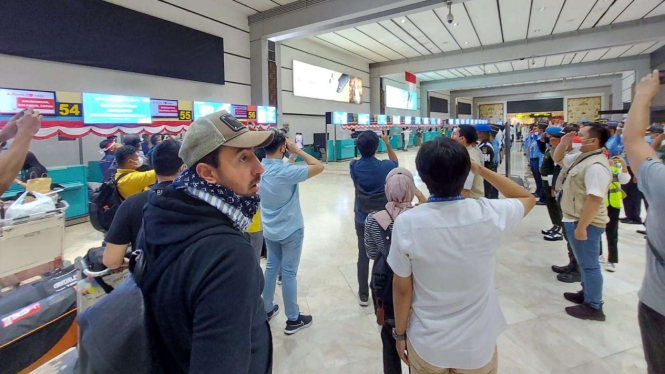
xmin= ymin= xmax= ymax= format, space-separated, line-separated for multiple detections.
xmin=561 ymin=152 xmax=612 ymax=222
xmin=387 ymin=198 xmax=524 ymax=370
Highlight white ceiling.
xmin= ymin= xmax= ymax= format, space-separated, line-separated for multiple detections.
xmin=379 ymin=40 xmax=663 ymax=84
xmin=309 ymin=0 xmax=665 ymax=64
xmin=224 ymin=0 xmax=297 ymax=14
xmin=430 ymin=72 xmax=625 ymax=93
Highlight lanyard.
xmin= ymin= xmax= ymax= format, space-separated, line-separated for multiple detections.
xmin=427 ymin=195 xmax=465 ymax=203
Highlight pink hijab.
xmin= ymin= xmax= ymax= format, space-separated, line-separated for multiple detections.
xmin=374 ymin=167 xmax=416 ymax=230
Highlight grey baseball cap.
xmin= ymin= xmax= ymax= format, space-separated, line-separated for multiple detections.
xmin=179 ymin=110 xmax=274 ymax=168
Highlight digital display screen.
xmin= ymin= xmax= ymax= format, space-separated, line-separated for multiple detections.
xmin=293 ymin=60 xmax=363 ymax=104
xmin=405 ymin=117 xmax=412 ymax=125
xmin=150 ymin=99 xmax=178 ymax=118
xmin=332 ymin=111 xmax=347 ymax=125
xmin=231 ymin=104 xmax=248 ymax=119
xmin=455 ymin=119 xmax=460 ymax=125
xmin=448 ymin=119 xmax=454 ymax=125
xmin=193 ymin=101 xmax=231 ymax=120
xmin=83 ymin=93 xmax=151 ymax=124
xmin=358 ymin=113 xmax=370 ymax=125
xmin=415 ymin=117 xmax=421 ymax=125
xmin=377 ymin=115 xmax=387 ymax=125
xmin=0 ymin=88 xmax=56 ymax=115
xmin=385 ymin=85 xmax=418 ymax=110
xmin=423 ymin=117 xmax=430 ymax=125
xmin=392 ymin=116 xmax=401 ymax=125
xmin=257 ymin=106 xmax=276 ymax=124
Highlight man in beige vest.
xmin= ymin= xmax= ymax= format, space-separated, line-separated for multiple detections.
xmin=457 ymin=125 xmax=485 ymax=199
xmin=553 ymin=124 xmax=611 ymax=321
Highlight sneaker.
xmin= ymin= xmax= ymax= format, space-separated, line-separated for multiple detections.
xmin=599 ymin=255 xmax=606 ymax=264
xmin=277 ymin=274 xmax=282 ymax=286
xmin=564 ymin=290 xmax=584 ymax=304
xmin=544 ymin=233 xmax=564 ymax=241
xmin=637 ymin=229 xmax=647 ymax=235
xmin=605 ymin=263 xmax=616 ymax=272
xmin=267 ymin=305 xmax=280 ymax=321
xmin=565 ymin=302 xmax=606 ymax=321
xmin=284 ymin=314 xmax=313 ymax=335
xmin=557 ymin=270 xmax=581 ymax=283
xmin=620 ymin=218 xmax=642 ymax=225
xmin=359 ymin=293 xmax=370 ymax=307
xmin=536 ymin=201 xmax=547 ymax=206
xmin=542 ymin=226 xmax=558 ymax=235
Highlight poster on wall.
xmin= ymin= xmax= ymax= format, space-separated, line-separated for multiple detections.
xmin=385 ymin=85 xmax=417 ymax=111
xmin=151 ymin=99 xmax=178 ymax=118
xmin=0 ymin=88 xmax=56 ymax=115
xmin=292 ymin=60 xmax=363 ymax=104
xmin=83 ymin=93 xmax=151 ymax=124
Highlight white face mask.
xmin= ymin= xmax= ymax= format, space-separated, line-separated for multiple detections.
xmin=571 ymin=143 xmax=582 ymax=151
xmin=134 ymin=156 xmax=144 ymax=168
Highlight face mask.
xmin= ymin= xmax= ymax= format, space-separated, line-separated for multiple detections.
xmin=282 ymin=146 xmax=290 ymax=160
xmin=572 ymin=143 xmax=582 ymax=151
xmin=133 ymin=157 xmax=144 ymax=168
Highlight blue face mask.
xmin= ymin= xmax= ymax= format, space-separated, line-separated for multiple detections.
xmin=645 ymin=135 xmax=653 ymax=145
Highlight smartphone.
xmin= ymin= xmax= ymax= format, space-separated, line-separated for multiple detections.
xmin=660 ymin=71 xmax=665 ymax=84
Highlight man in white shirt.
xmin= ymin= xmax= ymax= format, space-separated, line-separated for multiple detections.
xmin=388 ymin=137 xmax=536 ymax=373
xmin=457 ymin=125 xmax=484 ymax=199
xmin=553 ymin=124 xmax=611 ymax=321
xmin=402 ymin=128 xmax=411 ymax=151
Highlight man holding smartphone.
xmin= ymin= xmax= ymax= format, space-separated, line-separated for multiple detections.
xmin=0 ymin=108 xmax=42 ymax=194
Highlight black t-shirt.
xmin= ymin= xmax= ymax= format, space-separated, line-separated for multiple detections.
xmin=105 ymin=181 xmax=171 ymax=250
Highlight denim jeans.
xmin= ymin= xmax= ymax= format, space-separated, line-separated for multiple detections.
xmin=563 ymin=222 xmax=605 ymax=309
xmin=263 ymin=228 xmax=304 ymax=321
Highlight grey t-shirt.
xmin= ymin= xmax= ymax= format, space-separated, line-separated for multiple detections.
xmin=637 ymin=158 xmax=665 ymax=316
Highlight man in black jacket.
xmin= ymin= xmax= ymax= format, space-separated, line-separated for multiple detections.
xmin=142 ymin=110 xmax=275 ymax=374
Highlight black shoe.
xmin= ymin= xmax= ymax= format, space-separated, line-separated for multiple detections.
xmin=564 ymin=290 xmax=584 ymax=305
xmin=536 ymin=201 xmax=547 ymax=206
xmin=552 ymin=263 xmax=573 ymax=274
xmin=359 ymin=293 xmax=370 ymax=307
xmin=284 ymin=314 xmax=313 ymax=335
xmin=277 ymin=274 xmax=282 ymax=285
xmin=621 ymin=218 xmax=642 ymax=225
xmin=565 ymin=302 xmax=606 ymax=321
xmin=267 ymin=305 xmax=280 ymax=321
xmin=542 ymin=226 xmax=556 ymax=235
xmin=557 ymin=270 xmax=581 ymax=283
xmin=637 ymin=229 xmax=647 ymax=235
xmin=544 ymin=233 xmax=564 ymax=241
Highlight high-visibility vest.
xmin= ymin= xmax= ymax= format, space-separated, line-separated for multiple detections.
xmin=605 ymin=165 xmax=623 ymax=209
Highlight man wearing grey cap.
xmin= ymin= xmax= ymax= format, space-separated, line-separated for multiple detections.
xmin=141 ymin=110 xmax=274 ymax=374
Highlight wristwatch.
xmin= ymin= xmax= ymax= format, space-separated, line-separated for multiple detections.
xmin=392 ymin=328 xmax=406 ymax=341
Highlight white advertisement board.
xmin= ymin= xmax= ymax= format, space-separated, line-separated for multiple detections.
xmin=293 ymin=60 xmax=363 ymax=104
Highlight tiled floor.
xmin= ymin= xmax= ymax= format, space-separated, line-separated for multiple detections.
xmin=33 ymin=148 xmax=649 ymax=373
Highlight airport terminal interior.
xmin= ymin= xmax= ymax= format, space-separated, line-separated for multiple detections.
xmin=1 ymin=0 xmax=665 ymax=373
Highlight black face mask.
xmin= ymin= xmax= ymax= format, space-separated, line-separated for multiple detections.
xmin=282 ymin=146 xmax=290 ymax=160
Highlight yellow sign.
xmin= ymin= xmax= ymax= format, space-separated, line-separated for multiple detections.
xmin=178 ymin=110 xmax=192 ymax=121
xmin=58 ymin=103 xmax=81 ymax=117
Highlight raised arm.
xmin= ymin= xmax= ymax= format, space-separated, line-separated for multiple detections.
xmin=287 ymin=139 xmax=324 ymax=179
xmin=624 ymin=70 xmax=660 ymax=172
xmin=382 ymin=134 xmax=398 ymax=163
xmin=472 ymin=163 xmax=536 ymax=216
xmin=0 ymin=110 xmax=41 ymax=194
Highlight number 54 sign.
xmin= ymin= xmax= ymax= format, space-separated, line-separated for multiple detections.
xmin=58 ymin=103 xmax=82 ymax=117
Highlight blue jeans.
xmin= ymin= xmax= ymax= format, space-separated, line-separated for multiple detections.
xmin=530 ymin=158 xmax=544 ymax=200
xmin=263 ymin=228 xmax=304 ymax=321
xmin=563 ymin=222 xmax=605 ymax=309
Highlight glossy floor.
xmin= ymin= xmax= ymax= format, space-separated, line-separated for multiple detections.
xmin=35 ymin=149 xmax=649 ymax=373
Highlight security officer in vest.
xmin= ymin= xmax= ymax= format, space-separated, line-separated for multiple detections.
xmin=601 ymin=156 xmax=631 ymax=272
xmin=476 ymin=124 xmax=496 ymax=199
xmin=553 ymin=123 xmax=611 ymax=321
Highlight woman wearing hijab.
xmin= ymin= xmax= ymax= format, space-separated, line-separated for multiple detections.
xmin=364 ymin=167 xmax=426 ymax=374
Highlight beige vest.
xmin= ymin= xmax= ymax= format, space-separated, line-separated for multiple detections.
xmin=467 ymin=146 xmax=485 ymax=199
xmin=560 ymin=152 xmax=610 ymax=228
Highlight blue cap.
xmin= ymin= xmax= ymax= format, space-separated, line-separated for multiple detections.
xmin=546 ymin=127 xmax=562 ymax=136
xmin=474 ymin=124 xmax=492 ymax=132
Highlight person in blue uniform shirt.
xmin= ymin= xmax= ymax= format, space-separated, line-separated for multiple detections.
xmin=476 ymin=124 xmax=496 ymax=199
xmin=605 ymin=122 xmax=624 ymax=158
xmin=524 ymin=124 xmax=546 ymax=204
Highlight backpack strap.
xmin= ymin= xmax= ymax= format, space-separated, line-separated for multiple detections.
xmin=113 ymin=172 xmax=130 ymax=201
xmin=647 ymin=236 xmax=665 ymax=267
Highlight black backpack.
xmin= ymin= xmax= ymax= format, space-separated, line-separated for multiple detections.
xmin=371 ymin=215 xmax=395 ymax=318
xmin=89 ymin=173 xmax=128 ymax=233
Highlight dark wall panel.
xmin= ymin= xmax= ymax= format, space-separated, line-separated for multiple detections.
xmin=0 ymin=0 xmax=225 ymax=85
xmin=458 ymin=102 xmax=472 ymax=115
xmin=430 ymin=96 xmax=449 ymax=113
xmin=507 ymin=98 xmax=563 ymax=113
